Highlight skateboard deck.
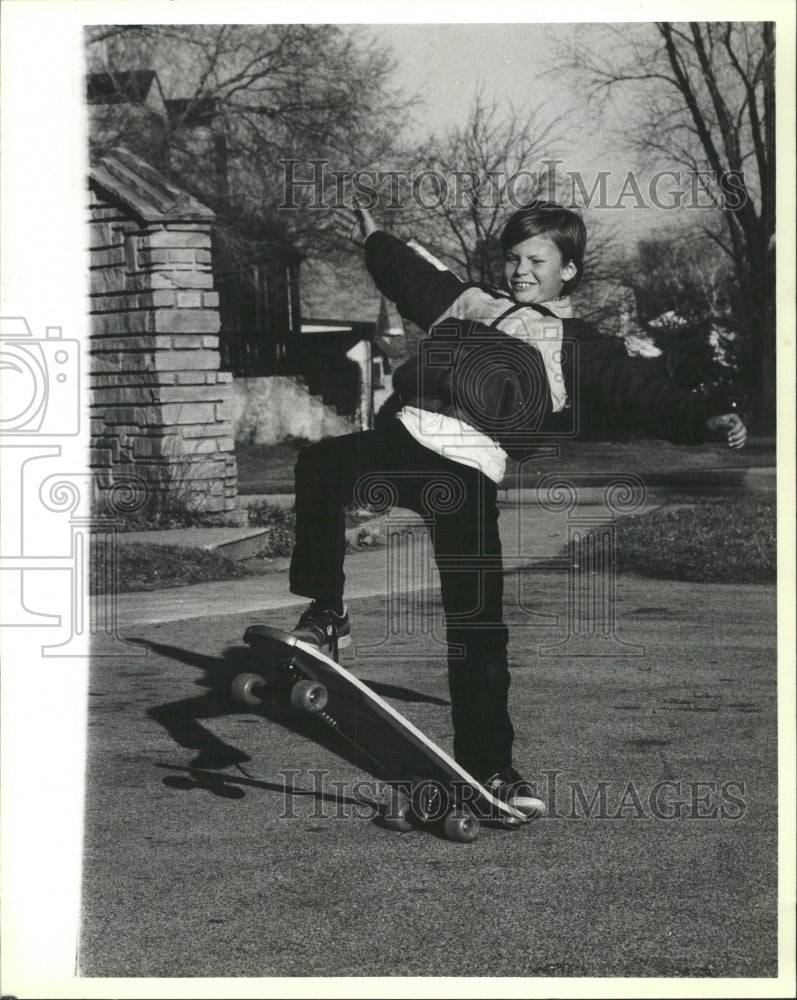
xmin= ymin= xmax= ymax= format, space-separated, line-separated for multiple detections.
xmin=235 ymin=624 xmax=529 ymax=841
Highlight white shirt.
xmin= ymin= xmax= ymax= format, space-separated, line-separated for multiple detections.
xmin=397 ymin=293 xmax=573 ymax=484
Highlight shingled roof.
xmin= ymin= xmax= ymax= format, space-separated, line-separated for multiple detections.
xmin=89 ymin=146 xmax=214 ymax=225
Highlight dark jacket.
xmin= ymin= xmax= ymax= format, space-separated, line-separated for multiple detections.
xmin=365 ymin=231 xmax=714 ymax=452
xmin=390 ymin=320 xmax=553 ymax=459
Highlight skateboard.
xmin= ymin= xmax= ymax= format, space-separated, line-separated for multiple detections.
xmin=232 ymin=624 xmax=530 ymax=842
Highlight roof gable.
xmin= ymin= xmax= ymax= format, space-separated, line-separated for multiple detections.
xmin=87 ymin=70 xmax=160 ymax=106
xmin=89 ymin=146 xmax=215 ymax=225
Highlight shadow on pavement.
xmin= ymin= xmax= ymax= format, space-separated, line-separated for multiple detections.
xmin=130 ymin=638 xmax=449 ymax=789
xmin=154 ymin=763 xmax=377 ymax=811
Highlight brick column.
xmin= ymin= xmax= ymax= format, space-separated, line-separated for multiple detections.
xmin=88 ymin=153 xmax=237 ymax=515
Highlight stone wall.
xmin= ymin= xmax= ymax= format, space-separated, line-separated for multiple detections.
xmin=88 ymin=153 xmax=237 ymax=514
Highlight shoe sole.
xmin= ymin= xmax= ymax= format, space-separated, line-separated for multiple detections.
xmin=292 ymin=631 xmax=352 ymax=654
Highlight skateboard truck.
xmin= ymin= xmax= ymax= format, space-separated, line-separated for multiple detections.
xmin=232 ymin=672 xmax=328 ymax=714
xmin=231 ymin=663 xmax=386 ymax=772
xmin=384 ymin=782 xmax=482 ymax=843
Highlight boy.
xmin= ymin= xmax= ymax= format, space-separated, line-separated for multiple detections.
xmin=286 ymin=204 xmax=746 ymax=819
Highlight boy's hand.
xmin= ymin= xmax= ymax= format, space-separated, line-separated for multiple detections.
xmin=330 ymin=206 xmax=378 ymax=247
xmin=706 ymin=413 xmax=748 ymax=449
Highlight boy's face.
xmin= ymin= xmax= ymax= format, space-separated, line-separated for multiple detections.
xmin=504 ymin=234 xmax=577 ymax=304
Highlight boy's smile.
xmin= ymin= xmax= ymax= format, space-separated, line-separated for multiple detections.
xmin=504 ymin=233 xmax=577 ymax=304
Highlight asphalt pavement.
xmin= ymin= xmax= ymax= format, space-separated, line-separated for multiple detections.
xmin=80 ymin=485 xmax=779 ymax=982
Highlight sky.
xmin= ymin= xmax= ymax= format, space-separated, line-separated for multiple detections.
xmin=365 ymin=23 xmax=587 ymax=143
xmin=359 ymin=22 xmax=703 ymax=246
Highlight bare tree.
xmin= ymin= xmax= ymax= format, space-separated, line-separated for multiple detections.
xmin=383 ymin=94 xmax=565 ymax=284
xmin=558 ymin=21 xmax=775 ymax=428
xmin=85 ymin=24 xmax=413 ymax=254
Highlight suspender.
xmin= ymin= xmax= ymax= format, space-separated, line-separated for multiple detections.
xmin=487 ymin=300 xmax=570 ymax=412
xmin=488 ymin=301 xmax=555 ymax=329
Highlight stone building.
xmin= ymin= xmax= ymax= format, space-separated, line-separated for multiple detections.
xmin=88 ymin=147 xmax=237 ymax=515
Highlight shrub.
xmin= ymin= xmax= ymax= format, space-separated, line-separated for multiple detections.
xmin=246 ymin=502 xmax=297 ymax=556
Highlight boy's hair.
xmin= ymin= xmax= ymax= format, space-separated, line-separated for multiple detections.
xmin=500 ymin=201 xmax=586 ymax=295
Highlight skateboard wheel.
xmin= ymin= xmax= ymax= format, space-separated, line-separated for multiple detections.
xmin=443 ymin=809 xmax=480 ymax=843
xmin=231 ymin=672 xmax=267 ymax=706
xmin=290 ymin=679 xmax=328 ymax=714
xmin=384 ymin=789 xmax=413 ymax=832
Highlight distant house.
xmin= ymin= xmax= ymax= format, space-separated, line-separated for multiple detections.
xmin=648 ymin=309 xmax=738 ymax=373
xmin=86 ymin=69 xmax=167 ymax=112
xmin=86 ymin=71 xmax=169 ymax=158
xmin=298 ymin=255 xmax=405 ymax=428
xmin=163 ymin=95 xmax=220 ymax=127
xmin=574 ymin=279 xmax=661 ymax=358
xmin=212 ymin=219 xmax=303 ymax=381
xmin=86 ymin=67 xmax=404 ymax=442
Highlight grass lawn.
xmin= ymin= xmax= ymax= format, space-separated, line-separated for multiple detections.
xmin=105 ymin=492 xmax=776 ymax=593
xmin=97 ymin=543 xmax=249 ymax=594
xmin=504 ymin=434 xmax=774 ymax=486
xmin=614 ymin=493 xmax=776 ymax=583
xmin=235 ymin=435 xmax=775 ymax=495
xmin=102 ymin=506 xmax=374 ymax=593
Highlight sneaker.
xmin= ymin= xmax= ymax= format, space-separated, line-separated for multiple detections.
xmin=477 ymin=767 xmax=547 ymax=819
xmin=291 ymin=601 xmax=351 ymax=658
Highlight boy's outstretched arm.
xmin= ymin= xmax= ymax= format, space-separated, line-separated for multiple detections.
xmin=332 ymin=206 xmax=465 ymax=331
xmin=577 ymin=330 xmax=748 ymax=449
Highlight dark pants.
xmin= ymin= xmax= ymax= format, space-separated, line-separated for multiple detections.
xmin=289 ymin=418 xmax=512 ymax=773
